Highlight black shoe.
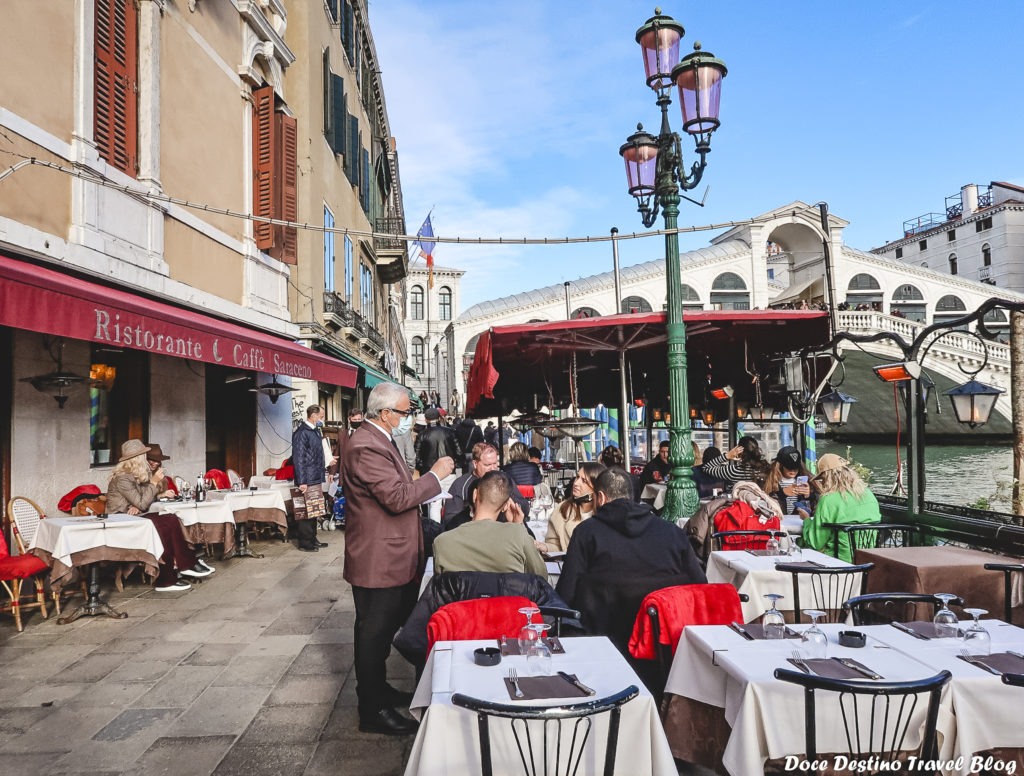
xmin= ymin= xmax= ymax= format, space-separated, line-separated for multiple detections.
xmin=358 ymin=707 xmax=418 ymax=736
xmin=313 ymin=539 xmax=329 ymax=548
xmin=385 ymin=685 xmax=414 ymax=706
xmin=297 ymin=545 xmax=319 ymax=552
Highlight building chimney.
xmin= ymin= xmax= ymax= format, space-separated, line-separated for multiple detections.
xmin=961 ymin=184 xmax=979 ymax=216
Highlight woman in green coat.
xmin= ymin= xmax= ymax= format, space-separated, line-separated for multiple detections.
xmin=799 ymin=453 xmax=881 ymax=562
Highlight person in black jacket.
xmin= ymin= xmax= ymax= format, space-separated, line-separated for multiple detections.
xmin=415 ymin=408 xmax=462 ymax=476
xmin=502 ymin=442 xmax=543 ymax=486
xmin=455 ymin=416 xmax=484 ymax=471
xmin=292 ymin=405 xmax=327 ymax=552
xmin=556 ymin=467 xmax=706 ymax=609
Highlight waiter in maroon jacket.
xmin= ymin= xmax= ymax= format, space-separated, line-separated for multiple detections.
xmin=342 ymin=382 xmax=454 ymax=735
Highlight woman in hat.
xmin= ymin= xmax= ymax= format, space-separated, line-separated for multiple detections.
xmin=798 ymin=453 xmax=881 ymax=563
xmin=763 ymin=445 xmax=817 ymax=515
xmin=106 ymin=440 xmax=212 ymax=592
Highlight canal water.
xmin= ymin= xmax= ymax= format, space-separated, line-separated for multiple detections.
xmin=816 ymin=440 xmax=1014 ymax=511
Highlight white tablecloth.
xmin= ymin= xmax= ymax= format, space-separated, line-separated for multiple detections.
xmin=206 ymin=488 xmax=288 ymax=515
xmin=664 ymin=621 xmax=1024 ymax=776
xmin=30 ymin=515 xmax=164 ymax=569
xmin=406 ymin=636 xmax=676 ymax=776
xmin=152 ymin=499 xmax=236 ymax=526
xmin=419 ymin=557 xmax=562 ymax=597
xmin=706 ymin=548 xmax=856 ymax=621
xmin=641 ymin=482 xmax=668 ymax=510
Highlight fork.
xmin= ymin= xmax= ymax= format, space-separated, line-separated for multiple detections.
xmin=959 ymin=648 xmax=1001 ymax=675
xmin=790 ymin=650 xmax=811 ymax=674
xmin=509 ymin=667 xmax=525 ymax=698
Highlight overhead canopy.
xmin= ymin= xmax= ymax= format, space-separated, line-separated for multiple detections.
xmin=0 ymin=252 xmax=357 ymax=388
xmin=771 ymin=276 xmax=825 ymax=306
xmin=466 ymin=309 xmax=831 ymax=416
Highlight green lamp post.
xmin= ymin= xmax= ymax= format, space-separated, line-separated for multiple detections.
xmin=619 ymin=8 xmax=727 ymax=522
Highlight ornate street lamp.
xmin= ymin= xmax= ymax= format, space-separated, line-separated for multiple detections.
xmin=620 ymin=8 xmax=727 ymax=522
xmin=817 ymin=391 xmax=857 ymax=427
xmin=944 ymin=380 xmax=1004 ymax=428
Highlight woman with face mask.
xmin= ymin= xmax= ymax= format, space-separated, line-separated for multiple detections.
xmin=544 ymin=462 xmax=606 ymax=553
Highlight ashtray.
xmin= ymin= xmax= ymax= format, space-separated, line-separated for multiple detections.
xmin=473 ymin=647 xmax=501 ymax=666
xmin=839 ymin=630 xmax=867 ymax=648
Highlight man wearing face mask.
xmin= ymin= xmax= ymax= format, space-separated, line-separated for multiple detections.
xmin=342 ymin=382 xmax=455 ymax=735
xmin=292 ymin=404 xmax=329 ymax=552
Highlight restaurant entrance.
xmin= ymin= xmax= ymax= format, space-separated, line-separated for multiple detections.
xmin=205 ymin=364 xmax=257 ymax=479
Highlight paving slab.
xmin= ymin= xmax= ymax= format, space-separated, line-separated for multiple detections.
xmin=180 ymin=642 xmax=245 ymax=666
xmin=287 ymin=643 xmax=354 ymax=675
xmin=163 ymin=685 xmax=270 ymax=737
xmin=128 ymin=665 xmax=223 ymax=710
xmin=125 ymin=735 xmax=236 ymax=776
xmin=265 ymin=674 xmax=345 ymax=707
xmin=212 ymin=742 xmax=313 ymax=776
xmin=236 ymin=703 xmax=332 ymax=745
xmin=211 ymin=654 xmax=295 ymax=687
xmin=304 ymin=738 xmax=411 ymax=776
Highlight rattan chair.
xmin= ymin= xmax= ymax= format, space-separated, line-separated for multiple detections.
xmin=248 ymin=475 xmax=273 ymax=489
xmin=3 ymin=497 xmax=51 ymax=630
xmin=226 ymin=469 xmax=243 ymax=488
xmin=451 ymin=686 xmax=640 ymax=776
xmin=774 ymin=562 xmax=873 ymax=623
xmin=8 ymin=496 xmax=86 ymax=616
xmin=773 ymin=668 xmax=951 ymax=770
xmin=843 ymin=592 xmax=963 ymax=626
xmin=983 ymin=562 xmax=1024 ymax=624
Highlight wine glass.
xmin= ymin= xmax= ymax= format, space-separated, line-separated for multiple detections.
xmin=962 ymin=608 xmax=991 ymax=656
xmin=933 ymin=593 xmax=960 ymax=638
xmin=802 ymin=610 xmax=828 ymax=658
xmin=762 ymin=594 xmax=786 ymax=639
xmin=765 ymin=532 xmax=781 ymax=556
xmin=526 ymin=623 xmax=553 ymax=675
xmin=518 ymin=606 xmax=541 ymax=654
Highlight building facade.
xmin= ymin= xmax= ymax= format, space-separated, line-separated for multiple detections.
xmin=872 ymin=181 xmax=1024 ymax=293
xmin=403 ymin=263 xmax=464 ymax=405
xmin=0 ymin=1 xmax=411 ymax=518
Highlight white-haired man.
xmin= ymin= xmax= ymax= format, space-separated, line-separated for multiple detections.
xmin=342 ymin=382 xmax=454 ymax=735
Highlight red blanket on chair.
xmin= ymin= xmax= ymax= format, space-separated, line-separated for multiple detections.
xmin=628 ymin=583 xmax=743 ymax=660
xmin=205 ymin=469 xmax=231 ymax=490
xmin=426 ymin=596 xmax=537 ymax=655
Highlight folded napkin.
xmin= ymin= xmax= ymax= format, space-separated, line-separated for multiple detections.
xmin=787 ymin=657 xmax=880 ymax=680
xmin=776 ymin=560 xmax=826 ymax=569
xmin=736 ymin=623 xmax=801 ymax=640
xmin=431 ymin=648 xmax=453 ymax=694
xmin=895 ymin=621 xmax=964 ymax=639
xmin=746 ymin=549 xmax=783 ymax=557
xmin=956 ymin=652 xmax=1024 ymax=675
xmin=503 ymin=674 xmax=588 ymax=701
xmin=499 ymin=637 xmax=565 ymax=656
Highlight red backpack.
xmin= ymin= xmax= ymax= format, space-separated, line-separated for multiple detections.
xmin=712 ymin=500 xmax=781 ymax=550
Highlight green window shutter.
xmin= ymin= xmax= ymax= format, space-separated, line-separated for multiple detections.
xmin=346 ymin=115 xmax=359 ymax=184
xmin=360 ymin=147 xmax=370 ymax=212
xmin=331 ymin=74 xmax=345 ymax=155
xmin=322 ymin=48 xmax=332 ymax=138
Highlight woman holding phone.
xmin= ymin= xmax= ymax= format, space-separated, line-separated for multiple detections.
xmin=763 ymin=446 xmax=817 ymax=515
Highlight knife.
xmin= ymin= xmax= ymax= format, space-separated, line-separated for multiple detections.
xmin=891 ymin=622 xmax=929 ymax=640
xmin=558 ymin=671 xmax=595 ymax=696
xmin=730 ymin=622 xmax=755 ymax=641
xmin=836 ymin=657 xmax=882 ymax=680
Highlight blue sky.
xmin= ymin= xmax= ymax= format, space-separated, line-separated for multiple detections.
xmin=371 ymin=1 xmax=1024 ymax=312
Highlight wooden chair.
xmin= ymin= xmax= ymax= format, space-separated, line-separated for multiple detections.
xmin=774 ymin=562 xmax=874 ymax=623
xmin=451 ymin=686 xmax=640 ymax=776
xmin=3 ymin=497 xmax=51 ymax=630
xmin=9 ymin=496 xmax=85 ymax=616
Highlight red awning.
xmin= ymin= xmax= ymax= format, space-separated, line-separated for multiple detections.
xmin=466 ymin=309 xmax=830 ymax=415
xmin=0 ymin=253 xmax=357 ymax=388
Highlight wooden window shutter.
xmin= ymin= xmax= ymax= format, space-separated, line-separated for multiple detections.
xmin=94 ymin=0 xmax=138 ymax=176
xmin=270 ymin=112 xmax=298 ymax=265
xmin=347 ymin=115 xmax=359 ymax=184
xmin=360 ymin=147 xmax=370 ymax=213
xmin=331 ymin=75 xmax=346 ymax=155
xmin=322 ymin=48 xmax=332 ymax=138
xmin=251 ymin=85 xmax=275 ymax=250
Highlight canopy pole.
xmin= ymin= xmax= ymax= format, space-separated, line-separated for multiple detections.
xmin=564 ymin=281 xmax=571 ymax=319
xmin=498 ymin=412 xmax=505 ymax=466
xmin=612 ymin=227 xmax=631 ymax=465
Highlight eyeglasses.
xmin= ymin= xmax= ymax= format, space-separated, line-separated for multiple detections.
xmin=386 ymin=407 xmax=413 ymax=417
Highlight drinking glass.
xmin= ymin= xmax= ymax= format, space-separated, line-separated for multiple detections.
xmin=526 ymin=623 xmax=553 ymax=675
xmin=933 ymin=593 xmax=960 ymax=638
xmin=518 ymin=606 xmax=541 ymax=654
xmin=962 ymin=608 xmax=991 ymax=656
xmin=765 ymin=532 xmax=781 ymax=556
xmin=802 ymin=610 xmax=828 ymax=658
xmin=762 ymin=594 xmax=786 ymax=639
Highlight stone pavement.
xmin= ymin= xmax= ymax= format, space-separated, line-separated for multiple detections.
xmin=0 ymin=535 xmax=415 ymax=776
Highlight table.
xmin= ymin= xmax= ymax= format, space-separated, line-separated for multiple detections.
xmin=855 ymin=546 xmax=1024 ymax=618
xmin=706 ymin=548 xmax=856 ymax=622
xmin=419 ymin=557 xmax=563 ymax=597
xmin=662 ymin=620 xmax=1024 ymax=775
xmin=152 ymin=499 xmax=236 ymax=556
xmin=641 ymin=483 xmax=668 ymax=510
xmin=29 ymin=515 xmax=164 ymax=623
xmin=206 ymin=488 xmax=289 ymax=531
xmin=405 ymin=636 xmax=677 ymax=775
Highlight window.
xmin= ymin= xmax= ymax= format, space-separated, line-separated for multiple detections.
xmin=983 ymin=243 xmax=991 ymax=267
xmin=919 ymin=239 xmax=927 ymax=251
xmin=948 ymin=253 xmax=957 ymax=275
xmin=438 ymin=287 xmax=452 ymax=320
xmin=895 ymin=247 xmax=903 ymax=259
xmin=620 ymin=296 xmax=653 ymax=313
xmin=252 ymin=85 xmax=297 ymax=263
xmin=710 ymin=272 xmax=749 ymax=310
xmin=847 ymin=273 xmax=881 ymax=291
xmin=766 ymin=268 xmax=774 ymax=280
xmin=947 ymin=230 xmax=956 ymax=242
xmin=571 ymin=307 xmax=600 ymax=319
xmin=344 ymin=235 xmax=353 ymax=301
xmin=712 ymin=272 xmax=747 ymax=290
xmin=360 ymin=264 xmax=374 ymax=321
xmin=342 ymin=0 xmax=355 ymax=65
xmin=892 ymin=284 xmax=924 ymax=301
xmin=411 ymin=336 xmax=424 ymax=374
xmin=323 ymin=206 xmax=335 ymax=291
xmin=323 ymin=52 xmax=346 ymax=156
xmin=976 ymin=216 xmax=992 ymax=232
xmin=325 ymin=0 xmax=338 ymax=22
xmin=94 ymin=0 xmax=138 ymax=176
xmin=89 ymin=345 xmax=149 ymax=466
xmin=410 ymin=286 xmax=424 ymax=320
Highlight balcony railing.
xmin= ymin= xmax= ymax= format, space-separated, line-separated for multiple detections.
xmin=374 ymin=216 xmax=405 ymax=253
xmin=323 ymin=290 xmax=355 ymax=325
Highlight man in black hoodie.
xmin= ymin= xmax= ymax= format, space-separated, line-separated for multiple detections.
xmin=556 ymin=468 xmax=706 ymax=619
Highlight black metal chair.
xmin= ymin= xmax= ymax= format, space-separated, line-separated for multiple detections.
xmin=842 ymin=592 xmax=964 ymax=626
xmin=711 ymin=530 xmax=782 ymax=552
xmin=983 ymin=562 xmax=1024 ymax=624
xmin=1004 ymin=673 xmax=1024 ymax=688
xmin=774 ymin=562 xmax=873 ymax=623
xmin=822 ymin=523 xmax=921 ymax=560
xmin=538 ymin=606 xmax=582 ymax=637
xmin=773 ymin=668 xmax=951 ymax=769
xmin=450 ymin=685 xmax=640 ymax=776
